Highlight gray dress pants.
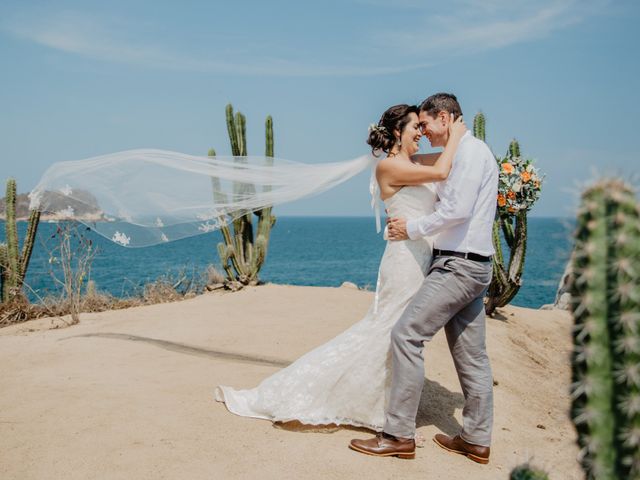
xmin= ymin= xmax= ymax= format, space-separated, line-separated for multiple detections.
xmin=383 ymin=255 xmax=494 ymax=446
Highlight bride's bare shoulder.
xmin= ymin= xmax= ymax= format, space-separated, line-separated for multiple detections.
xmin=375 ymin=157 xmax=397 ymax=185
xmin=375 ymin=156 xmax=394 ymax=175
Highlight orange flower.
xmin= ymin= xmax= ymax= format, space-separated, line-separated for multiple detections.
xmin=507 ymin=190 xmax=516 ymax=200
xmin=497 ymin=194 xmax=506 ymax=207
xmin=502 ymin=163 xmax=514 ymax=174
xmin=508 ymin=206 xmax=517 ymax=213
xmin=521 ymin=171 xmax=531 ymax=182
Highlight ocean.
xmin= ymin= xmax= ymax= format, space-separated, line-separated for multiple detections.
xmin=3 ymin=217 xmax=574 ymax=309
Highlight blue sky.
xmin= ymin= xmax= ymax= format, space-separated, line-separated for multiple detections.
xmin=1 ymin=0 xmax=638 ymax=218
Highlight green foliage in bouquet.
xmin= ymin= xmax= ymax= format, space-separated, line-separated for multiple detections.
xmin=569 ymin=178 xmax=640 ymax=480
xmin=510 ymin=464 xmax=549 ymax=480
xmin=0 ymin=178 xmax=41 ymax=303
xmin=208 ymin=104 xmax=276 ymax=286
xmin=473 ymin=112 xmax=544 ymax=315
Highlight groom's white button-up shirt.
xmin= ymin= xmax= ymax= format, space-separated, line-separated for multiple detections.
xmin=406 ymin=130 xmax=498 ymax=256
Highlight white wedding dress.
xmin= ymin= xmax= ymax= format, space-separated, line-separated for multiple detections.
xmin=214 ymin=183 xmax=437 ymax=431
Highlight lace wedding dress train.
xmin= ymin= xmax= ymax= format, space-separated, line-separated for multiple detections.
xmin=214 ymin=184 xmax=437 ymax=431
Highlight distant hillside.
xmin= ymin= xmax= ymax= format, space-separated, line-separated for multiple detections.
xmin=0 ymin=191 xmax=103 ymax=221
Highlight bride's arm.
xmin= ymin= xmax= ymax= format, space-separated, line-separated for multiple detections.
xmin=378 ymin=116 xmax=466 ymax=186
xmin=410 ymin=153 xmax=440 ymax=166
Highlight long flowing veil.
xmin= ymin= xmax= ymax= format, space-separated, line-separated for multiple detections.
xmin=29 ymin=149 xmax=378 ymax=247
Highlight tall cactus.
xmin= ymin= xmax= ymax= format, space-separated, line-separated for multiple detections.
xmin=210 ymin=104 xmax=276 ymax=286
xmin=509 ymin=138 xmax=521 ymax=158
xmin=473 ymin=111 xmax=485 ymax=142
xmin=254 ymin=115 xmax=276 ymax=276
xmin=0 ymin=243 xmax=7 ymax=301
xmin=0 ymin=178 xmax=41 ymax=302
xmin=474 ymin=111 xmax=532 ymax=315
xmin=569 ymin=178 xmax=640 ymax=480
xmin=485 ymin=203 xmax=528 ymax=313
xmin=5 ymin=178 xmax=19 ymax=296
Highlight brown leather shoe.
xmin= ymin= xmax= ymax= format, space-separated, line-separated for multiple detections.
xmin=433 ymin=434 xmax=490 ymax=464
xmin=349 ymin=433 xmax=415 ymax=459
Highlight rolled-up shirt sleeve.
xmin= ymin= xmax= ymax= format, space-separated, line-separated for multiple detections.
xmin=406 ymin=147 xmax=483 ymax=240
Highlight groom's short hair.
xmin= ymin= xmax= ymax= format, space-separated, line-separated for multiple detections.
xmin=419 ymin=93 xmax=462 ymax=120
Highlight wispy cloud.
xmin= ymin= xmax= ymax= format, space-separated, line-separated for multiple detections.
xmin=2 ymin=10 xmax=430 ymax=76
xmin=377 ymin=0 xmax=610 ymax=57
xmin=2 ymin=1 xmax=608 ymax=76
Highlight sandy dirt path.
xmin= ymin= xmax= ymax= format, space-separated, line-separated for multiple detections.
xmin=0 ymin=285 xmax=582 ymax=480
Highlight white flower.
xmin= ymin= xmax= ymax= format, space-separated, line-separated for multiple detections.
xmin=196 ymin=210 xmax=221 ymax=221
xmin=512 ymin=180 xmax=523 ymax=193
xmin=59 ymin=184 xmax=73 ymax=196
xmin=198 ymin=221 xmax=219 ymax=233
xmin=56 ymin=206 xmax=75 ymax=218
xmin=156 ymin=217 xmax=164 ymax=227
xmin=160 ymin=233 xmax=169 ymax=242
xmin=368 ymin=123 xmax=386 ymax=134
xmin=112 ymin=231 xmax=131 ymax=246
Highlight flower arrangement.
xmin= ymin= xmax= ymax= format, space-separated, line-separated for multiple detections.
xmin=496 ymin=155 xmax=543 ymax=216
xmin=368 ymin=123 xmax=387 ymax=134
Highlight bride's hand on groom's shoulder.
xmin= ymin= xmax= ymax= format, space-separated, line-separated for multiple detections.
xmin=387 ymin=217 xmax=408 ymax=241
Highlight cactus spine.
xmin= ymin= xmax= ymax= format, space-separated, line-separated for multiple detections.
xmin=569 ymin=178 xmax=640 ymax=479
xmin=1 ymin=178 xmax=41 ymax=302
xmin=210 ymin=104 xmax=276 ymax=285
xmin=510 ymin=464 xmax=549 ymax=480
xmin=5 ymin=178 xmax=19 ymax=296
xmin=473 ymin=111 xmax=529 ymax=315
xmin=0 ymin=243 xmax=7 ymax=301
xmin=251 ymin=115 xmax=276 ymax=278
xmin=485 ymin=200 xmax=528 ymax=313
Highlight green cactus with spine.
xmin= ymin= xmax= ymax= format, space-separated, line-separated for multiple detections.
xmin=569 ymin=178 xmax=640 ymax=480
xmin=0 ymin=242 xmax=7 ymax=301
xmin=473 ymin=111 xmax=531 ymax=314
xmin=0 ymin=178 xmax=41 ymax=302
xmin=510 ymin=464 xmax=549 ymax=480
xmin=209 ymin=104 xmax=276 ymax=285
xmin=485 ymin=177 xmax=528 ymax=314
xmin=473 ymin=111 xmax=485 ymax=141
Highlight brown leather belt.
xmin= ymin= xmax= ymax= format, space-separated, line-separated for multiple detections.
xmin=433 ymin=249 xmax=492 ymax=263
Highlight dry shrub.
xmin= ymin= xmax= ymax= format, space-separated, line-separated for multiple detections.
xmin=1 ymin=265 xmax=227 ymax=328
xmin=206 ymin=265 xmax=226 ymax=285
xmin=77 ymin=291 xmax=116 ymax=312
xmin=143 ymin=279 xmax=184 ymax=304
xmin=46 ymin=222 xmax=98 ymax=325
xmin=0 ymin=295 xmax=49 ymax=327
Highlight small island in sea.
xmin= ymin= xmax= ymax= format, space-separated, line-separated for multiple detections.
xmin=0 ymin=190 xmax=105 ymax=223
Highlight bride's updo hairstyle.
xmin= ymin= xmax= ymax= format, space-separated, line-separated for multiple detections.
xmin=367 ymin=104 xmax=419 ymax=157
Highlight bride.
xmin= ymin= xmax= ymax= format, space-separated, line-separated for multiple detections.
xmin=214 ymin=104 xmax=467 ymax=432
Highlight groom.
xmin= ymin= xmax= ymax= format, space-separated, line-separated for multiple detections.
xmin=350 ymin=93 xmax=498 ymax=463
